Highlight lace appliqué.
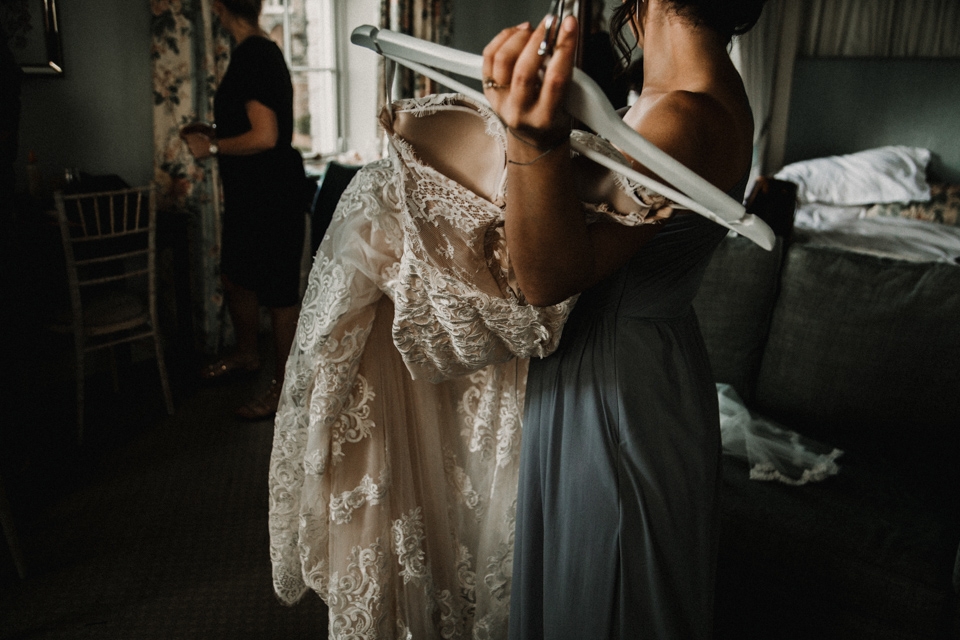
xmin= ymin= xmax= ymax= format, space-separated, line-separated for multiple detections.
xmin=458 ymin=365 xmax=526 ymax=469
xmin=330 ymin=470 xmax=390 ymax=525
xmin=328 ymin=541 xmax=388 ymax=640
xmin=444 ymin=447 xmax=484 ymax=520
xmin=385 ymin=98 xmax=574 ymax=381
xmin=435 ymin=543 xmax=477 ymax=639
xmin=330 ymin=373 xmax=376 ymax=465
xmin=392 ymin=508 xmax=429 ymax=584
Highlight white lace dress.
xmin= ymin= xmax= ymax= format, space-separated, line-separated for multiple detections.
xmin=267 ymin=94 xmax=674 ymax=639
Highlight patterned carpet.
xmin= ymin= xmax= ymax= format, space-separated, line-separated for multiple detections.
xmin=0 ymin=340 xmax=328 ymax=639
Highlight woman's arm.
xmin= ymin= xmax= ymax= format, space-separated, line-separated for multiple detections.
xmin=485 ymin=18 xmax=659 ymax=306
xmin=183 ymin=99 xmax=279 ymax=160
xmin=484 ymin=17 xmax=741 ymax=306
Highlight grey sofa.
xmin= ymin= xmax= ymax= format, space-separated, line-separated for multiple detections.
xmin=693 ymin=232 xmax=960 ymax=639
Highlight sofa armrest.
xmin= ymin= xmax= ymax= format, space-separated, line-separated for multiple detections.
xmin=954 ymin=539 xmax=960 ymax=595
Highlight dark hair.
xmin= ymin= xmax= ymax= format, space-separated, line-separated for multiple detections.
xmin=218 ymin=0 xmax=262 ymax=23
xmin=609 ymin=0 xmax=767 ymax=63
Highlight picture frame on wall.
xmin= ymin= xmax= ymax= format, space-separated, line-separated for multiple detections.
xmin=0 ymin=0 xmax=63 ymax=75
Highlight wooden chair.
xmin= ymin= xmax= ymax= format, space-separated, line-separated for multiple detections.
xmin=50 ymin=185 xmax=174 ymax=442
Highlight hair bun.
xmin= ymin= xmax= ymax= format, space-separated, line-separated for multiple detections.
xmin=700 ymin=0 xmax=768 ymax=38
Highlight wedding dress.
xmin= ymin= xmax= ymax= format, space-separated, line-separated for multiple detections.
xmin=266 ymin=93 xmax=673 ymax=639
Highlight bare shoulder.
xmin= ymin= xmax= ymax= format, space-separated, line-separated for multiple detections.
xmin=631 ymin=90 xmax=753 ymax=190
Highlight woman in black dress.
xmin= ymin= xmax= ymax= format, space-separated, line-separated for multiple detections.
xmin=183 ymin=0 xmax=306 ymax=420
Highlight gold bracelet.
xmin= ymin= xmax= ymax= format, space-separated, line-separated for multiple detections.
xmin=507 ymin=137 xmax=568 ymax=166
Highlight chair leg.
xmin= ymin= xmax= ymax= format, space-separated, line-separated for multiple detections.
xmin=75 ymin=340 xmax=85 ymax=444
xmin=0 ymin=475 xmax=26 ymax=580
xmin=153 ymin=334 xmax=174 ymax=416
xmin=108 ymin=346 xmax=120 ymax=393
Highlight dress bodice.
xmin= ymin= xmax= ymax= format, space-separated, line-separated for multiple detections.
xmin=571 ymin=177 xmax=747 ymax=322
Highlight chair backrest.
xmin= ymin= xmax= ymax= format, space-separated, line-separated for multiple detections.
xmin=53 ymin=185 xmax=158 ymax=332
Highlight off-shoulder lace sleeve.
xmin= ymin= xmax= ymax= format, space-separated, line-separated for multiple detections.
xmin=384 ymin=94 xmax=576 ymax=382
xmin=570 ymin=129 xmax=678 ymax=227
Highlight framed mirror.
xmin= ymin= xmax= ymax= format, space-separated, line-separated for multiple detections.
xmin=1 ymin=0 xmax=63 ymax=75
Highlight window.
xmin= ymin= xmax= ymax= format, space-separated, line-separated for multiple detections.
xmin=260 ymin=0 xmax=380 ymax=161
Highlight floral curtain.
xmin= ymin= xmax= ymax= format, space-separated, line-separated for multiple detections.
xmin=379 ymin=0 xmax=453 ymax=101
xmin=151 ymin=0 xmax=230 ymax=354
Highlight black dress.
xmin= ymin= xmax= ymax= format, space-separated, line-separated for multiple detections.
xmin=215 ymin=35 xmax=306 ymax=307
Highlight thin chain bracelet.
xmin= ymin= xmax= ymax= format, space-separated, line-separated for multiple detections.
xmin=507 ymin=127 xmax=568 ymax=151
xmin=507 ymin=137 xmax=568 ymax=166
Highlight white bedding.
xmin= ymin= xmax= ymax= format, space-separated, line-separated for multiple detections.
xmin=775 ymin=146 xmax=960 ymax=264
xmin=794 ymin=207 xmax=960 ymax=264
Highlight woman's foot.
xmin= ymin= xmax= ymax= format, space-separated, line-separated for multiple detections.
xmin=234 ymin=380 xmax=281 ymax=421
xmin=199 ymin=354 xmax=261 ymax=383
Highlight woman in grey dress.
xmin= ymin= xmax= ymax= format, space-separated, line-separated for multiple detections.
xmin=481 ymin=0 xmax=767 ymax=637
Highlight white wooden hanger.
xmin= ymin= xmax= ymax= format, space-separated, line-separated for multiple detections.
xmin=351 ymin=25 xmax=775 ymax=250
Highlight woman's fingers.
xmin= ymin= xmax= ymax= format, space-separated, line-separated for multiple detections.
xmin=492 ymin=28 xmax=534 ymax=91
xmin=537 ymin=16 xmax=578 ymax=116
xmin=509 ymin=19 xmax=550 ymax=99
xmin=504 ymin=15 xmax=577 ymax=132
xmin=183 ymin=132 xmax=212 ymax=158
xmin=482 ymin=22 xmax=531 ymax=88
xmin=482 ymin=15 xmax=578 ymax=142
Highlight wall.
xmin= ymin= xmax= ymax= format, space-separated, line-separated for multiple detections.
xmin=15 ymin=0 xmax=153 ymax=194
xmin=784 ymin=58 xmax=960 ymax=183
xmin=451 ymin=0 xmax=545 ymax=54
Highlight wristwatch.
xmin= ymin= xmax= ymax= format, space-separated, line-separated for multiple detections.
xmin=208 ymin=140 xmax=219 ymax=156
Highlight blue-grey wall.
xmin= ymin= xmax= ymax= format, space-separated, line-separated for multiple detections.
xmin=784 ymin=58 xmax=960 ymax=183
xmin=15 ymin=0 xmax=153 ymax=193
xmin=451 ymin=0 xmax=546 ymax=54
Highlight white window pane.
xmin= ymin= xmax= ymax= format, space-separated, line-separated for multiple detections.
xmin=260 ymin=0 xmax=341 ymax=157
xmin=292 ymin=70 xmax=339 ymax=155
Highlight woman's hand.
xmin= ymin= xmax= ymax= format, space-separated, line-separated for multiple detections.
xmin=180 ymin=100 xmax=279 ymax=160
xmin=482 ymin=15 xmax=579 ymax=149
xmin=182 ymin=132 xmax=215 ymax=160
xmin=481 ymin=13 xmax=661 ymax=307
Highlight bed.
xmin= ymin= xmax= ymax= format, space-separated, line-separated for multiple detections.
xmin=772 ymin=145 xmax=960 ymax=264
xmin=762 ymin=56 xmax=960 ymax=264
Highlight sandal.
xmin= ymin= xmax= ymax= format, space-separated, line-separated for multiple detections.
xmin=234 ymin=380 xmax=281 ymax=422
xmin=199 ymin=356 xmax=260 ymax=383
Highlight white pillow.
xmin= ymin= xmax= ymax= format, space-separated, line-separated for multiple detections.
xmin=775 ymin=146 xmax=931 ymax=206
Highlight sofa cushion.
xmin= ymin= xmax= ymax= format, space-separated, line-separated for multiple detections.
xmin=693 ymin=233 xmax=783 ymax=402
xmin=716 ymin=453 xmax=960 ymax=640
xmin=753 ymin=244 xmax=960 ymax=490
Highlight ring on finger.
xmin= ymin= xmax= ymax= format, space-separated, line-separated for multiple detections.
xmin=483 ymin=77 xmax=510 ymax=90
